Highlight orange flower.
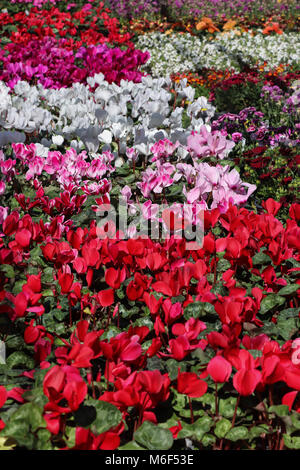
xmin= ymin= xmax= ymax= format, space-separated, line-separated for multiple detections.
xmin=262 ymin=22 xmax=283 ymax=34
xmin=223 ymin=19 xmax=237 ymax=31
xmin=196 ymin=17 xmax=220 ymax=33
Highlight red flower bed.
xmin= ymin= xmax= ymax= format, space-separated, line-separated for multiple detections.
xmin=0 ymin=186 xmax=300 ymax=449
xmin=0 ymin=4 xmax=132 ymax=49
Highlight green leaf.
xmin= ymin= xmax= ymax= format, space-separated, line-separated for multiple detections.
xmin=0 ymin=37 xmax=11 ymax=45
xmin=0 ymin=265 xmax=15 ymax=279
xmin=132 ymin=316 xmax=153 ymax=330
xmin=177 ymin=423 xmax=194 ymax=440
xmin=65 ymin=427 xmax=76 ymax=448
xmin=115 ymin=164 xmax=130 ymax=177
xmin=260 ymin=294 xmax=285 ymax=315
xmin=198 ymin=392 xmax=216 ymax=413
xmin=280 ymin=308 xmax=299 ymax=318
xmin=26 ymin=403 xmax=45 ymax=431
xmin=6 ymin=351 xmax=35 ymax=370
xmin=219 ymin=159 xmax=235 ymax=167
xmin=217 ymin=258 xmax=231 ymax=271
xmin=225 ymin=426 xmax=248 ymax=441
xmin=5 ymin=335 xmax=24 ymax=350
xmin=166 ymin=359 xmax=183 ymax=381
xmin=286 ymin=258 xmax=300 ymax=268
xmin=1 ymin=403 xmax=45 ymax=448
xmin=36 ymin=429 xmax=52 ymax=450
xmin=247 ymin=349 xmax=262 ymax=358
xmin=42 ymin=289 xmax=54 ymax=297
xmin=268 ymin=405 xmax=289 ymax=417
xmin=147 ymin=356 xmax=165 ymax=372
xmin=201 ymin=433 xmax=216 ymax=447
xmin=21 ymin=387 xmax=48 ymax=408
xmin=184 ymin=301 xmax=215 ymax=319
xmin=177 ymin=416 xmax=212 ymax=441
xmin=276 ymin=317 xmax=299 ymax=341
xmin=3 ymin=25 xmax=18 ymax=32
xmin=89 ymin=400 xmax=122 ymax=436
xmin=252 ymin=251 xmax=271 ymax=266
xmin=190 ymin=348 xmax=210 ymax=363
xmin=53 ymin=309 xmax=68 ymax=322
xmin=168 ymin=183 xmax=184 ymax=198
xmin=116 ymin=287 xmax=125 ymax=299
xmin=134 ymin=421 xmax=173 ymax=451
xmin=1 ymin=426 xmax=35 ymax=449
xmin=100 ymin=326 xmax=121 ymax=341
xmin=43 ymin=185 xmax=59 ymax=198
xmin=30 ymin=245 xmax=42 ymax=259
xmin=123 ymin=174 xmax=136 ymax=185
xmin=249 ymin=424 xmax=270 ymax=441
xmin=119 ymin=304 xmax=140 ymax=318
xmin=283 ymin=434 xmax=300 ymax=450
xmin=211 ymin=283 xmax=227 ymax=296
xmin=261 ymin=320 xmax=277 ymax=337
xmin=219 ymin=397 xmax=241 ymax=419
xmin=12 ymin=280 xmax=27 ymax=295
xmin=118 ymin=441 xmax=145 ymax=450
xmin=193 ymin=416 xmax=213 ymax=441
xmin=215 ymin=418 xmax=232 ymax=439
xmin=291 ymin=412 xmax=300 ymax=430
xmin=277 ymin=284 xmax=300 ymax=296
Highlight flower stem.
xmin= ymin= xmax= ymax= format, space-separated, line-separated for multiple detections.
xmin=69 ymin=304 xmax=72 ymax=328
xmin=215 ymin=382 xmax=219 ymax=417
xmin=231 ymin=394 xmax=240 ymax=428
xmin=188 ymin=397 xmax=194 ymax=424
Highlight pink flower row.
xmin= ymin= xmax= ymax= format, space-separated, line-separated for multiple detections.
xmin=0 ymin=37 xmax=150 ymax=89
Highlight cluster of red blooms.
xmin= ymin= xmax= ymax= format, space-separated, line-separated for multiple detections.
xmin=0 ymin=4 xmax=133 ymax=49
xmin=240 ymin=145 xmax=300 ymax=174
xmin=0 ymin=186 xmax=299 ymax=448
xmin=171 ymin=67 xmax=300 ymax=98
xmin=209 ymin=67 xmax=300 ymax=100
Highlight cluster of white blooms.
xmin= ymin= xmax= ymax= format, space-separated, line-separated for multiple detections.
xmin=135 ymin=31 xmax=300 ymax=77
xmin=0 ymin=75 xmax=216 ymax=157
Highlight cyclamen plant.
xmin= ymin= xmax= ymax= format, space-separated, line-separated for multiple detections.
xmin=0 ymin=188 xmax=299 ymax=449
xmin=0 ymin=76 xmax=216 ymax=151
xmin=0 ymin=38 xmax=150 ymax=89
xmin=0 ymin=0 xmax=299 ymax=452
xmin=0 ymin=123 xmax=255 ymax=231
xmin=0 ymin=3 xmax=133 ymax=47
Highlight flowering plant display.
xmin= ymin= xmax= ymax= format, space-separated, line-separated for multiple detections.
xmin=0 ymin=38 xmax=150 ymax=89
xmin=0 ymin=3 xmax=133 ymax=47
xmin=0 ymin=0 xmax=299 ymax=452
xmin=135 ymin=31 xmax=300 ymax=78
xmin=109 ymin=0 xmax=299 ymax=27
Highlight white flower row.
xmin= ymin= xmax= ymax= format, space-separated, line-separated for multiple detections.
xmin=0 ymin=75 xmax=216 ymax=156
xmin=135 ymin=31 xmax=300 ymax=76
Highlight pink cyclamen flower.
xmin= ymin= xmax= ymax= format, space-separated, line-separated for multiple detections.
xmin=0 ymin=181 xmax=6 ymax=195
xmin=207 ymin=356 xmax=232 ymax=383
xmin=187 ymin=126 xmax=235 ymax=159
xmin=0 ymin=206 xmax=8 ymax=225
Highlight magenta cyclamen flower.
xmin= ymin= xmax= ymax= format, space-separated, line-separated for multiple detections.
xmin=0 ymin=38 xmax=149 ymax=89
xmin=150 ymin=139 xmax=180 ymax=162
xmin=11 ymin=143 xmax=115 ymax=189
